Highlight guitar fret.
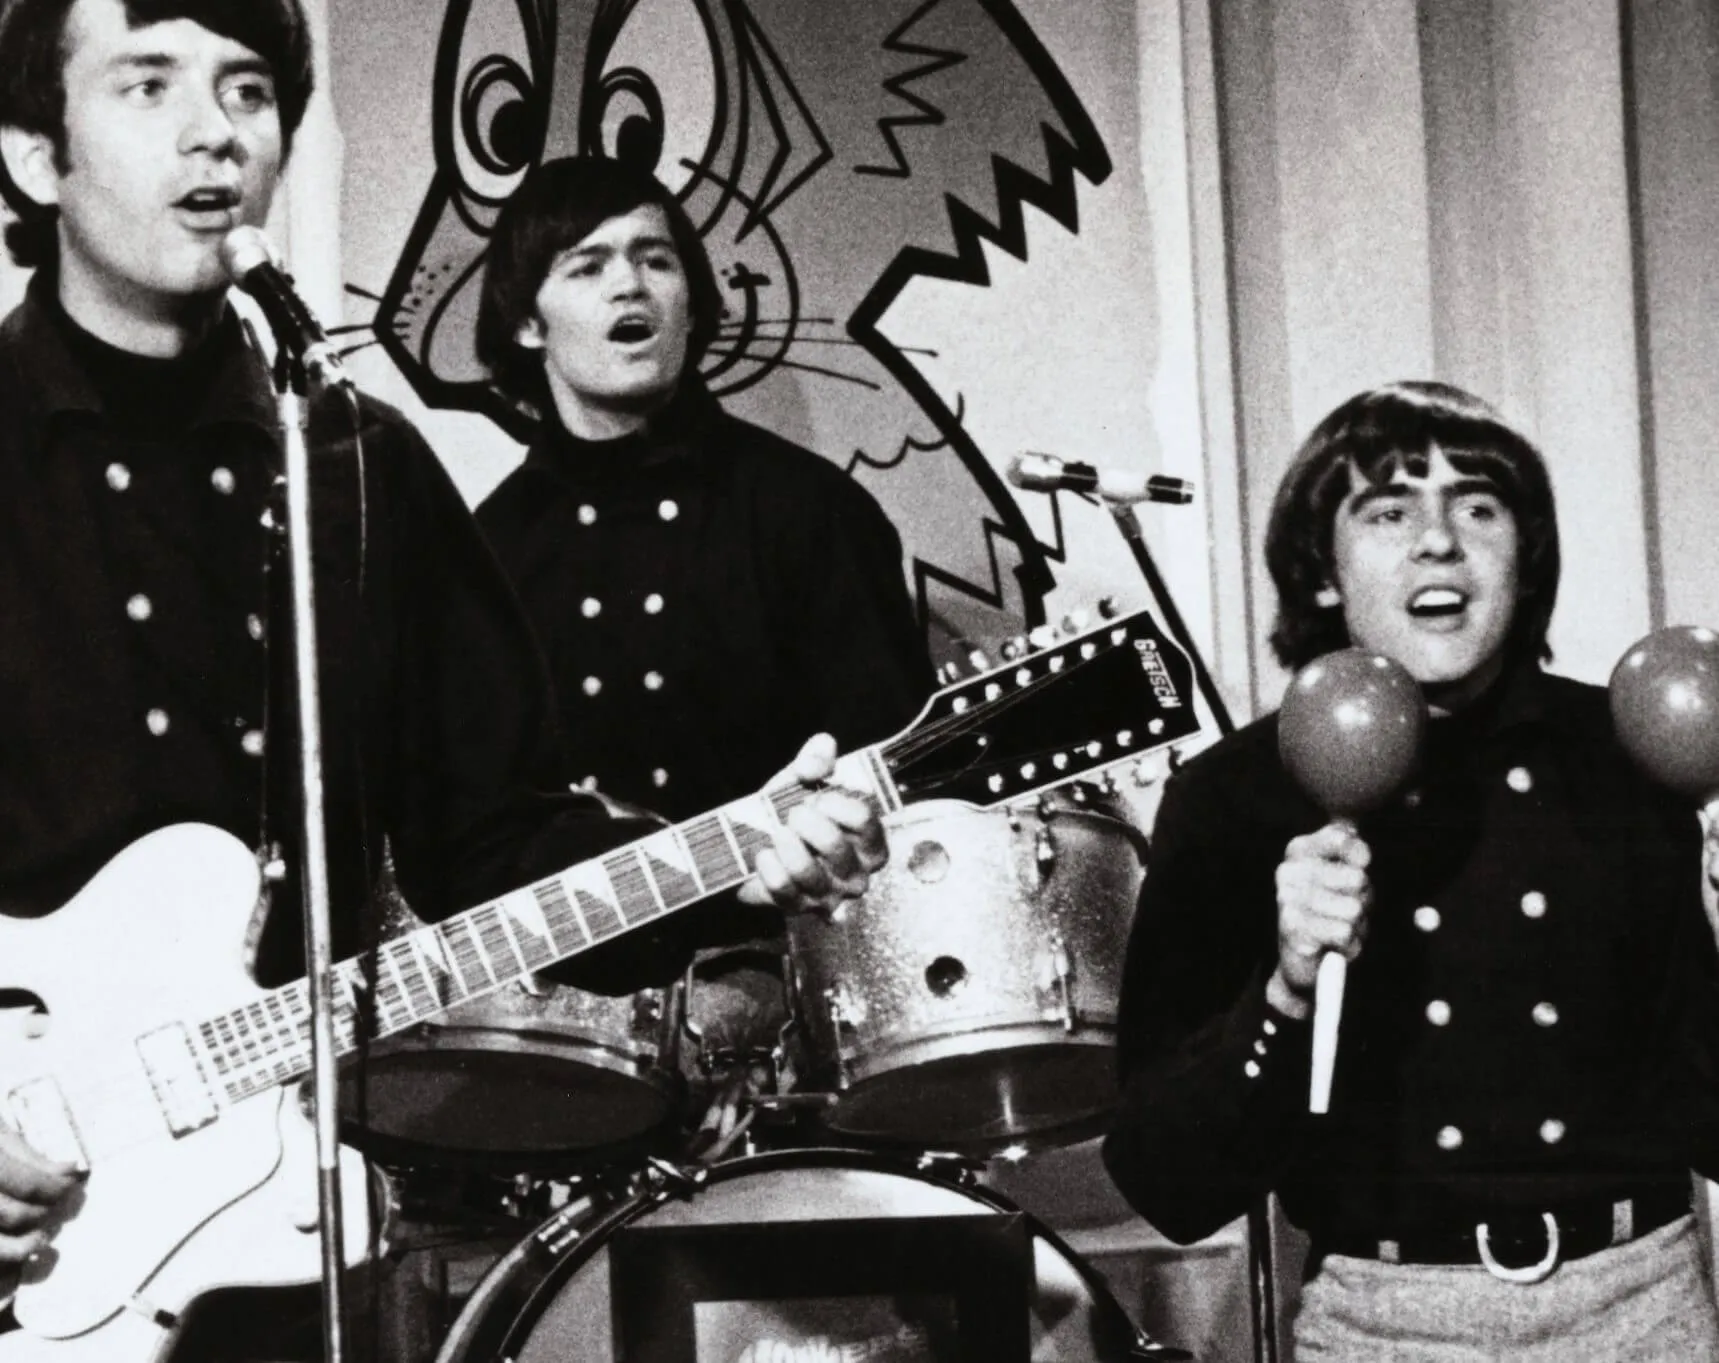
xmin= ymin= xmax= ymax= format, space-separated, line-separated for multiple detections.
xmin=601 ymin=850 xmax=654 ymax=924
xmin=471 ymin=908 xmax=520 ymax=983
xmin=385 ymin=940 xmax=437 ymax=1021
xmin=639 ymin=828 xmax=702 ymax=905
xmin=684 ymin=813 xmax=745 ymax=887
xmin=198 ymin=1021 xmax=232 ymax=1077
xmin=574 ymin=885 xmax=625 ymax=941
xmin=446 ymin=915 xmax=495 ymax=987
xmin=489 ymin=904 xmax=534 ymax=975
xmin=244 ymin=1001 xmax=287 ymax=1085
xmin=257 ymin=997 xmax=297 ymax=1084
xmin=332 ymin=967 xmax=369 ymax=1045
xmin=724 ymin=809 xmax=775 ymax=872
xmin=531 ymin=878 xmax=592 ymax=949
xmin=498 ymin=894 xmax=559 ymax=970
xmin=407 ymin=930 xmax=458 ymax=1006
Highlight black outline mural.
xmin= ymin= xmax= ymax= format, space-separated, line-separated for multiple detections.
xmin=368 ymin=0 xmax=1112 ymax=646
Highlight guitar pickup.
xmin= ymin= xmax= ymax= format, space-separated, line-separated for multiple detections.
xmin=6 ymin=1078 xmax=89 ymax=1171
xmin=136 ymin=1024 xmax=220 ymax=1137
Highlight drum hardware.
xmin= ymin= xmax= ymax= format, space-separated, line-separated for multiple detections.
xmin=1034 ymin=824 xmax=1057 ymax=873
xmin=746 ymin=1090 xmax=838 ymax=1110
xmin=818 ymin=982 xmax=861 ymax=1087
xmin=638 ymin=1154 xmax=711 ymax=1201
xmin=911 ymin=1149 xmax=986 ymax=1185
xmin=531 ymin=1197 xmax=595 ymax=1260
xmin=1036 ymin=929 xmax=1076 ymax=1031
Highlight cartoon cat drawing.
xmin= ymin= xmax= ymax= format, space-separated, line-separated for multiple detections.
xmin=376 ymin=0 xmax=1111 ymax=651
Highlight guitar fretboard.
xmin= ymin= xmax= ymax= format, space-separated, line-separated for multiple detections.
xmin=196 ymin=748 xmax=899 ymax=1104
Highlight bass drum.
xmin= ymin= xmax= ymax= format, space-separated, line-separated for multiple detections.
xmin=435 ymin=1148 xmax=1174 ymax=1363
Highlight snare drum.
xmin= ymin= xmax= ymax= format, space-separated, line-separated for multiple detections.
xmin=789 ymin=795 xmax=1145 ymax=1151
xmin=434 ymin=1148 xmax=1172 ymax=1363
xmin=342 ymin=888 xmax=686 ymax=1170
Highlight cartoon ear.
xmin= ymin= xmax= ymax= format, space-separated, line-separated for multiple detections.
xmin=1315 ymin=585 xmax=1342 ymax=609
xmin=0 ymin=126 xmax=61 ymax=210
xmin=514 ymin=316 xmax=546 ymax=351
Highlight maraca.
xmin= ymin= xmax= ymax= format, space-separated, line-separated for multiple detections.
xmin=1279 ymin=649 xmax=1426 ymax=1113
xmin=1610 ymin=625 xmax=1719 ymax=819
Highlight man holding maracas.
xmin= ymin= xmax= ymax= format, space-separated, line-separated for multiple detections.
xmin=1104 ymin=381 xmax=1719 ymax=1359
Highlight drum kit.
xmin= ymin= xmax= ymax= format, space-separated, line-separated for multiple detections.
xmin=343 ymin=779 xmax=1190 ymax=1362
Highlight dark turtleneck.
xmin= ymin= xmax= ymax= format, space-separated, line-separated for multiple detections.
xmin=46 ymin=287 xmax=229 ymax=437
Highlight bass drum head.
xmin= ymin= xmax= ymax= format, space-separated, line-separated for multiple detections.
xmin=437 ymin=1148 xmax=1154 ymax=1363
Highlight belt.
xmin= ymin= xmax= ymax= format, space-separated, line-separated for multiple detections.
xmin=1310 ymin=1185 xmax=1691 ymax=1285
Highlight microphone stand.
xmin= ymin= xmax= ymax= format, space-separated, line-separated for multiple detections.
xmin=1104 ymin=498 xmax=1278 ymax=1363
xmin=273 ymin=360 xmax=348 ymax=1363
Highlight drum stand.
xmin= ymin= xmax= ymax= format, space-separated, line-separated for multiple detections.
xmin=1105 ymin=500 xmax=1278 ymax=1363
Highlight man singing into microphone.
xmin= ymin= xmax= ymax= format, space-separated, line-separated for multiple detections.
xmin=471 ymin=155 xmax=933 ymax=1126
xmin=0 ymin=1 xmax=887 ymax=1356
xmin=1104 ymin=381 xmax=1719 ymax=1358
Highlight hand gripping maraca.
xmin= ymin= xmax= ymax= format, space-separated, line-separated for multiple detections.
xmin=1279 ymin=649 xmax=1427 ymax=1114
xmin=1610 ymin=626 xmax=1719 ymax=863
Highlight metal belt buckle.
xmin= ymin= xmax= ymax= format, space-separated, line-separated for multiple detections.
xmin=1476 ymin=1211 xmax=1560 ymax=1284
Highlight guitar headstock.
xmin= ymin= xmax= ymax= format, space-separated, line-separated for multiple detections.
xmin=886 ymin=607 xmax=1203 ymax=809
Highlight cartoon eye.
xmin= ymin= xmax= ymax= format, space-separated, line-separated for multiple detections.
xmin=587 ymin=0 xmax=718 ymax=195
xmin=588 ymin=68 xmax=666 ymax=173
xmin=442 ymin=0 xmax=545 ymax=206
xmin=463 ymin=55 xmax=540 ymax=182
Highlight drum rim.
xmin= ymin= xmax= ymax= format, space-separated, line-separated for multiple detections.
xmin=443 ymin=1146 xmax=1155 ymax=1363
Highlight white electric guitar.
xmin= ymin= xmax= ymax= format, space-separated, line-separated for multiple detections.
xmin=0 ymin=608 xmax=1200 ymax=1362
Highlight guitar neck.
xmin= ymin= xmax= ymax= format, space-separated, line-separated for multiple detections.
xmin=199 ymin=747 xmax=901 ymax=1106
xmin=189 ymin=604 xmax=1205 ymax=1109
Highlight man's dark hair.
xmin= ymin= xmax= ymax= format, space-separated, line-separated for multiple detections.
xmin=0 ymin=0 xmax=315 ymax=267
xmin=476 ymin=155 xmax=723 ymax=417
xmin=1264 ymin=380 xmax=1561 ymax=672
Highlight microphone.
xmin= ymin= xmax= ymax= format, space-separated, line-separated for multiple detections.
xmin=218 ymin=226 xmax=352 ymax=390
xmin=1007 ymin=452 xmax=1195 ymax=505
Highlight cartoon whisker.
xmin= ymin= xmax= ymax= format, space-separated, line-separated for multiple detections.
xmin=326 ymin=323 xmax=378 ymax=337
xmin=717 ymin=316 xmax=840 ymax=331
xmin=344 ymin=283 xmax=386 ymax=304
xmin=335 ymin=338 xmax=386 ymax=360
xmin=703 ymin=344 xmax=883 ymax=391
xmin=741 ymin=335 xmax=936 ymax=357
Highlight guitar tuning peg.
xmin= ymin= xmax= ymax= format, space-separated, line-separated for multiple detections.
xmin=999 ymin=637 xmax=1026 ymax=662
xmin=1166 ymin=746 xmax=1186 ymax=773
xmin=1131 ymin=757 xmax=1159 ymax=788
xmin=1097 ymin=596 xmax=1120 ymax=620
xmin=1027 ymin=624 xmax=1057 ymax=650
xmin=936 ymin=661 xmax=963 ymax=686
xmin=1060 ymin=609 xmax=1091 ymax=636
xmin=966 ymin=646 xmax=992 ymax=673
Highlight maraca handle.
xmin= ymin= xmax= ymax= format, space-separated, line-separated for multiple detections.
xmin=1310 ymin=950 xmax=1346 ymax=1114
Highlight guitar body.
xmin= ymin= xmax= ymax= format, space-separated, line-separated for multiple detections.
xmin=0 ymin=825 xmax=371 ymax=1361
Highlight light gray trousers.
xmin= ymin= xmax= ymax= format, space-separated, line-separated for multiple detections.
xmin=1293 ymin=1215 xmax=1719 ymax=1361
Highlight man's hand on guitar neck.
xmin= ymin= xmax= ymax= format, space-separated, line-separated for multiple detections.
xmin=738 ymin=733 xmax=888 ymax=917
xmin=0 ymin=1126 xmax=81 ymax=1265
